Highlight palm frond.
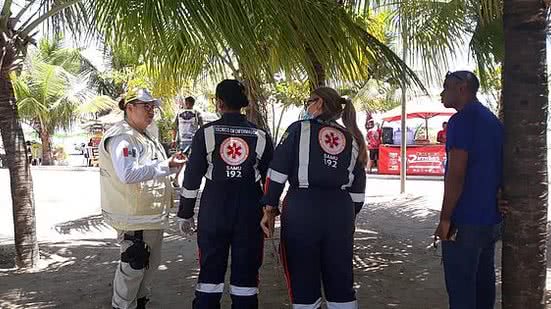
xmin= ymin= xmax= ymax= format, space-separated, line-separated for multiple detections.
xmin=25 ymin=0 xmax=91 ymax=40
xmin=468 ymin=0 xmax=503 ymax=89
xmin=358 ymin=0 xmax=504 ymax=87
xmin=91 ymin=0 xmax=425 ymax=90
xmin=76 ymin=95 xmax=117 ymax=114
xmin=14 ymin=37 xmax=115 ymax=133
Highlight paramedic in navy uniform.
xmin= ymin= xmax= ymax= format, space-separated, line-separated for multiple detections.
xmin=176 ymin=79 xmax=274 ymax=309
xmin=261 ymin=87 xmax=367 ymax=309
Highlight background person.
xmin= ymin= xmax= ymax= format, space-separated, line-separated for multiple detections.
xmin=366 ymin=121 xmax=382 ymax=173
xmin=172 ymin=96 xmax=203 ymax=187
xmin=173 ymin=96 xmax=203 ymax=152
xmin=437 ymin=121 xmax=448 ymax=144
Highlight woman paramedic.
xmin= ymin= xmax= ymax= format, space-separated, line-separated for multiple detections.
xmin=261 ymin=87 xmax=367 ymax=309
xmin=99 ymin=88 xmax=186 ymax=309
xmin=176 ymin=79 xmax=274 ymax=309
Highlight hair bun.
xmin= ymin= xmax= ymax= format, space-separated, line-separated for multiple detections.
xmin=238 ymin=82 xmax=249 ymax=107
xmin=340 ymin=97 xmax=349 ymax=106
xmin=216 ymin=79 xmax=250 ymax=109
xmin=118 ymin=98 xmax=126 ymax=111
xmin=239 ymin=95 xmax=249 ymax=108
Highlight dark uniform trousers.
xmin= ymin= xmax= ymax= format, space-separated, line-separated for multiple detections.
xmin=263 ymin=119 xmax=365 ymax=309
xmin=178 ymin=113 xmax=274 ymax=309
xmin=280 ymin=188 xmax=356 ymax=308
xmin=193 ymin=182 xmax=264 ymax=309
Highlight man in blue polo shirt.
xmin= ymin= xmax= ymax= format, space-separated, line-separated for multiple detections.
xmin=435 ymin=70 xmax=503 ymax=309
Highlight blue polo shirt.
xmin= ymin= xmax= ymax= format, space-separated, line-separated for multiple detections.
xmin=446 ymin=101 xmax=504 ymax=225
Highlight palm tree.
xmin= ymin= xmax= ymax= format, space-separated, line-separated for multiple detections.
xmin=501 ymin=1 xmax=549 ymax=308
xmin=0 ymin=0 xmax=422 ymax=270
xmin=350 ymin=1 xmax=503 ymax=85
xmin=0 ymin=0 xmax=88 ymax=268
xmin=91 ymin=0 xmax=424 ymax=132
xmin=14 ymin=37 xmax=115 ymax=165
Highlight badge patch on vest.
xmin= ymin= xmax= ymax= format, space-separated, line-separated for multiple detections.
xmin=220 ymin=137 xmax=249 ymax=166
xmin=318 ymin=127 xmax=346 ymax=155
xmin=122 ymin=147 xmax=136 ymax=158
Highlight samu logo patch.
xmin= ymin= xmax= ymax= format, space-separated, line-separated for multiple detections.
xmin=318 ymin=127 xmax=346 ymax=155
xmin=220 ymin=137 xmax=249 ymax=166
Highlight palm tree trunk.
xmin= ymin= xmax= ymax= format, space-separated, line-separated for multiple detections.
xmin=306 ymin=47 xmax=326 ymax=90
xmin=243 ymin=77 xmax=271 ymax=135
xmin=274 ymin=105 xmax=289 ymax=143
xmin=39 ymin=129 xmax=53 ymax=165
xmin=0 ymin=73 xmax=39 ymax=269
xmin=501 ymin=1 xmax=548 ymax=308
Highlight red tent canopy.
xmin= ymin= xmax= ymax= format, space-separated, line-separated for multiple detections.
xmin=382 ymin=100 xmax=456 ymax=122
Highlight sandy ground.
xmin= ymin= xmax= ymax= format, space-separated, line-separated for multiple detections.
xmin=0 ymin=169 xmax=518 ymax=308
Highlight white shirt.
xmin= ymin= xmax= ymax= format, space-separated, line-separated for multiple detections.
xmin=106 ymin=134 xmax=175 ymax=184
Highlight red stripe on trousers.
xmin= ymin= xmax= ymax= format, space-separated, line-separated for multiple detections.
xmin=279 ymin=198 xmax=293 ymax=303
xmin=263 ymin=177 xmax=271 ymax=194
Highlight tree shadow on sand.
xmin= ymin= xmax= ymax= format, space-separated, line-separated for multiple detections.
xmin=0 ymin=213 xmax=288 ymax=309
xmin=2 ymin=194 xmax=532 ymax=308
xmin=53 ymin=214 xmax=108 ymax=235
xmin=351 ymin=194 xmax=451 ymax=308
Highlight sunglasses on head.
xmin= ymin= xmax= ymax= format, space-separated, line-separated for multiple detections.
xmin=445 ymin=71 xmax=465 ymax=81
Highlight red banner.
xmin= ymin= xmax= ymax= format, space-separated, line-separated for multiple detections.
xmin=378 ymin=145 xmax=447 ymax=176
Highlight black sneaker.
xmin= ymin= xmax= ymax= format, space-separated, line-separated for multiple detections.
xmin=137 ymin=297 xmax=149 ymax=309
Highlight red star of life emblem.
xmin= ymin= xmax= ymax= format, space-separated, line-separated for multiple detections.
xmin=324 ymin=132 xmax=340 ymax=149
xmin=318 ymin=127 xmax=346 ymax=155
xmin=220 ymin=137 xmax=249 ymax=166
xmin=227 ymin=142 xmax=242 ymax=159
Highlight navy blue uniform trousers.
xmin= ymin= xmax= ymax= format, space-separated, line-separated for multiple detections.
xmin=280 ymin=188 xmax=356 ymax=307
xmin=193 ymin=181 xmax=264 ymax=309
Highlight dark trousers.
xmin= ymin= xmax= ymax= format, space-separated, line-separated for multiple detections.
xmin=280 ymin=188 xmax=358 ymax=308
xmin=442 ymin=223 xmax=501 ymax=309
xmin=193 ymin=183 xmax=264 ymax=309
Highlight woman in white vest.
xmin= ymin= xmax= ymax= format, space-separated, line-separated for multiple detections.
xmin=99 ymin=88 xmax=186 ymax=309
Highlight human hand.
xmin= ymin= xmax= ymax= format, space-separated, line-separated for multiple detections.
xmin=434 ymin=219 xmax=454 ymax=241
xmin=260 ymin=206 xmax=276 ymax=238
xmin=177 ymin=217 xmax=195 ymax=235
xmin=497 ymin=189 xmax=510 ymax=216
xmin=169 ymin=152 xmax=187 ymax=168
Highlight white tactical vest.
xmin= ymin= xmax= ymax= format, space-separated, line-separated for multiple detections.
xmin=99 ymin=120 xmax=174 ymax=231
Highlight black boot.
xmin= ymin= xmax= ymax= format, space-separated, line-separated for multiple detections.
xmin=137 ymin=297 xmax=149 ymax=309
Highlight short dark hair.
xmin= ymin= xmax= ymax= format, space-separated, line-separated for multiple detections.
xmin=215 ymin=79 xmax=249 ymax=110
xmin=184 ymin=96 xmax=195 ymax=105
xmin=446 ymin=71 xmax=480 ymax=94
